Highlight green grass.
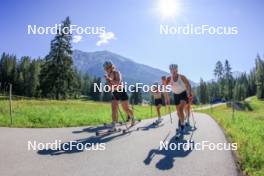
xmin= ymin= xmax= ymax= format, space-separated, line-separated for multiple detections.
xmin=199 ymin=97 xmax=264 ymax=176
xmin=0 ymin=98 xmax=173 ymax=128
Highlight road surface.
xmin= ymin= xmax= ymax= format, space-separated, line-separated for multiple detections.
xmin=193 ymin=103 xmax=225 ymax=110
xmin=0 ymin=112 xmax=238 ymax=176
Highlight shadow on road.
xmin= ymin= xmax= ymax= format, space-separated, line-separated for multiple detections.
xmin=143 ymin=126 xmax=196 ymax=170
xmin=72 ymin=122 xmax=132 ymax=134
xmin=72 ymin=125 xmax=110 ymax=134
xmin=137 ymin=122 xmax=165 ymax=131
xmin=37 ymin=131 xmax=127 ymax=156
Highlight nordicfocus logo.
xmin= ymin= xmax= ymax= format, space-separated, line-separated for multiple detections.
xmin=93 ymin=82 xmax=172 ymax=93
xmin=160 ymin=140 xmax=238 ymax=151
xmin=160 ymin=24 xmax=239 ymax=36
xmin=27 ymin=24 xmax=106 ymax=35
xmin=28 ymin=140 xmax=106 ymax=151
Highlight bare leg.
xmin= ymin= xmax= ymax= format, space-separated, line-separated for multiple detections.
xmin=185 ymin=103 xmax=190 ymax=122
xmin=176 ymin=101 xmax=186 ymax=127
xmin=156 ymin=105 xmax=161 ymax=118
xmin=121 ymin=100 xmax=134 ymax=119
xmin=112 ymin=100 xmax=118 ymax=123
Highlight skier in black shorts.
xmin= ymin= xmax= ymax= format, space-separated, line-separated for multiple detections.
xmin=103 ymin=61 xmax=135 ymax=129
xmin=151 ymin=82 xmax=163 ymax=124
xmin=166 ymin=64 xmax=192 ymax=133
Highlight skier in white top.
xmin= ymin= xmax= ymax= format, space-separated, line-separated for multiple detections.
xmin=165 ymin=64 xmax=192 ymax=133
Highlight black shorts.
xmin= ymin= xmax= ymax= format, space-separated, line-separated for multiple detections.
xmin=174 ymin=91 xmax=189 ymax=105
xmin=112 ymin=90 xmax=128 ymax=101
xmin=154 ymin=98 xmax=162 ymax=106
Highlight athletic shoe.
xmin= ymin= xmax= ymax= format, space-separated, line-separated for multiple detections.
xmin=126 ymin=115 xmax=131 ymax=122
xmin=180 ymin=125 xmax=185 ymax=134
xmin=178 ymin=119 xmax=181 ymax=128
xmin=157 ymin=118 xmax=162 ymax=123
xmin=130 ymin=117 xmax=135 ymax=126
xmin=109 ymin=122 xmax=117 ymax=131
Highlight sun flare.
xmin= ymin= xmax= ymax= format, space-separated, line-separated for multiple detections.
xmin=158 ymin=0 xmax=181 ymax=19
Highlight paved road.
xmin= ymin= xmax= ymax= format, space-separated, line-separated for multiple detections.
xmin=193 ymin=103 xmax=225 ymax=110
xmin=0 ymin=112 xmax=238 ymax=176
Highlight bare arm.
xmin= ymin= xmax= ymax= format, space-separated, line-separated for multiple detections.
xmin=181 ymin=75 xmax=192 ymax=96
xmin=105 ymin=71 xmax=121 ymax=86
xmin=166 ymin=76 xmax=171 ymax=85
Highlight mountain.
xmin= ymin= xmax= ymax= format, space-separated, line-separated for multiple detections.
xmin=73 ymin=50 xmax=197 ymax=86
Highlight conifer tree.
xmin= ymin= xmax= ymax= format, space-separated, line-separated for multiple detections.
xmin=40 ymin=17 xmax=79 ymax=99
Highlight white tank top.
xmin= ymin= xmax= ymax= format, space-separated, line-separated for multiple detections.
xmin=152 ymin=91 xmax=162 ymax=99
xmin=171 ymin=75 xmax=187 ymax=94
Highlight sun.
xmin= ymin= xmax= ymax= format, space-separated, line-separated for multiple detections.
xmin=158 ymin=0 xmax=181 ymax=19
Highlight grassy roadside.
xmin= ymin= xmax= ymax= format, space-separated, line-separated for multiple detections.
xmin=199 ymin=97 xmax=264 ymax=176
xmin=0 ymin=98 xmax=174 ymax=128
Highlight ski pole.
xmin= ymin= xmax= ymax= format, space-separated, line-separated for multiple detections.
xmin=150 ymin=95 xmax=153 ymax=117
xmin=190 ymin=104 xmax=196 ymax=128
xmin=168 ymin=104 xmax=172 ymax=124
xmin=118 ymin=105 xmax=128 ymax=129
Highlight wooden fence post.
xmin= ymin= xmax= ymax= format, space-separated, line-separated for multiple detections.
xmin=9 ymin=84 xmax=12 ymax=126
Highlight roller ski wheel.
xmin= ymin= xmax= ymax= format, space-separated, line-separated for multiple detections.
xmin=96 ymin=128 xmax=121 ymax=136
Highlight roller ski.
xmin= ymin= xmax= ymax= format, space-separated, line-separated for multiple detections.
xmin=175 ymin=128 xmax=184 ymax=140
xmin=95 ymin=127 xmax=121 ymax=136
xmin=175 ymin=120 xmax=185 ymax=140
xmin=103 ymin=122 xmax=124 ymax=127
xmin=152 ymin=118 xmax=163 ymax=126
xmin=96 ymin=123 xmax=121 ymax=136
xmin=103 ymin=117 xmax=132 ymax=126
xmin=185 ymin=116 xmax=191 ymax=127
xmin=122 ymin=118 xmax=141 ymax=134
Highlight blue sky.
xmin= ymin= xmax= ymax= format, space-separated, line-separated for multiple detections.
xmin=0 ymin=0 xmax=263 ymax=82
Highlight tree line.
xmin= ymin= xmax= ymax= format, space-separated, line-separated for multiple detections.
xmin=0 ymin=52 xmax=105 ymax=100
xmin=197 ymin=55 xmax=264 ymax=104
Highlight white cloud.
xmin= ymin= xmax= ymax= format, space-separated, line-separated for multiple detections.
xmin=72 ymin=35 xmax=82 ymax=43
xmin=96 ymin=32 xmax=116 ymax=46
